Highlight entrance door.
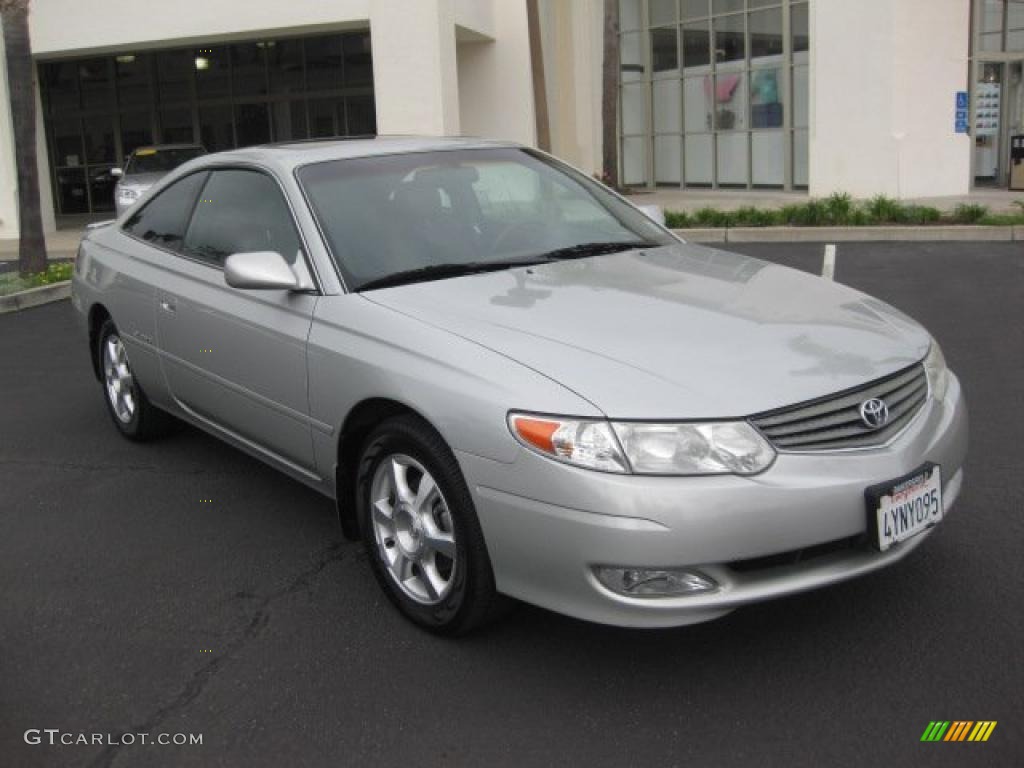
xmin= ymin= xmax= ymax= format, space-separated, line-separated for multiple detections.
xmin=974 ymin=59 xmax=1024 ymax=186
xmin=975 ymin=62 xmax=1004 ymax=185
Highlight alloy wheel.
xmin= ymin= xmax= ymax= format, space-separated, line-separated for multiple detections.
xmin=103 ymin=334 xmax=135 ymax=424
xmin=369 ymin=453 xmax=457 ymax=605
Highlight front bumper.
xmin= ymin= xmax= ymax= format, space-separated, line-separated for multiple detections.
xmin=461 ymin=374 xmax=968 ymax=628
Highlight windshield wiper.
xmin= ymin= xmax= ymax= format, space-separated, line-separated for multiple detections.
xmin=531 ymin=240 xmax=658 ymax=262
xmin=356 ymin=241 xmax=659 ymax=292
xmin=357 ymin=259 xmax=542 ymax=292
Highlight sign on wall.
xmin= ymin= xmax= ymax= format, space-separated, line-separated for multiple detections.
xmin=954 ymin=91 xmax=969 ymax=134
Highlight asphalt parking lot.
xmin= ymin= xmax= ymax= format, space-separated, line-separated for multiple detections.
xmin=1 ymin=242 xmax=1021 ymax=768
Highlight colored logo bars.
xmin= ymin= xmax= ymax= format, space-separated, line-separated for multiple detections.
xmin=921 ymin=721 xmax=997 ymax=742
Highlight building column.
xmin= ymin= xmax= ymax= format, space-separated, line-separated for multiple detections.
xmin=369 ymin=0 xmax=460 ymax=136
xmin=809 ymin=0 xmax=970 ymax=198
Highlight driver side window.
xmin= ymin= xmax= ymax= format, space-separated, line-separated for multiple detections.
xmin=183 ymin=169 xmax=302 ymax=268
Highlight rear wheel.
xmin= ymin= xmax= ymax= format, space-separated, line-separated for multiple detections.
xmin=97 ymin=319 xmax=171 ymax=440
xmin=357 ymin=415 xmax=506 ymax=634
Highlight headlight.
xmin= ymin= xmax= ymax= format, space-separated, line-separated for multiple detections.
xmin=508 ymin=414 xmax=629 ymax=473
xmin=612 ymin=421 xmax=775 ymax=475
xmin=923 ymin=340 xmax=949 ymax=401
xmin=117 ymin=188 xmax=139 ymax=205
xmin=508 ymin=413 xmax=775 ymax=476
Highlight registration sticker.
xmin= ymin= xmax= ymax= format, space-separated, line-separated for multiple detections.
xmin=866 ymin=463 xmax=942 ymax=552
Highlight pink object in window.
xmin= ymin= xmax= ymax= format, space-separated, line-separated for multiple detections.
xmin=704 ymin=74 xmax=741 ymax=103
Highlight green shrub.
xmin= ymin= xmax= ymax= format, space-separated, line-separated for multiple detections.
xmin=951 ymin=203 xmax=989 ymax=224
xmin=977 ymin=213 xmax=1024 ymax=226
xmin=730 ymin=206 xmax=778 ymax=227
xmin=664 ymin=210 xmax=692 ymax=228
xmin=776 ymin=204 xmax=803 ymax=226
xmin=901 ymin=205 xmax=942 ymax=225
xmin=692 ymin=207 xmax=733 ymax=228
xmin=823 ymin=192 xmax=855 ymax=225
xmin=865 ymin=195 xmax=906 ymax=223
xmin=782 ymin=199 xmax=828 ymax=226
xmin=849 ymin=208 xmax=870 ymax=226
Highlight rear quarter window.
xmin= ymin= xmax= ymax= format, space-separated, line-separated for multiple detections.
xmin=123 ymin=172 xmax=208 ymax=251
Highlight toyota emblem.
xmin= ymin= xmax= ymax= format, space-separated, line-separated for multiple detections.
xmin=859 ymin=397 xmax=889 ymax=430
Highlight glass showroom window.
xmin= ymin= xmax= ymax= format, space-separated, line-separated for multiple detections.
xmin=619 ymin=0 xmax=809 ymax=190
xmin=972 ymin=0 xmax=1024 ymax=52
xmin=40 ymin=31 xmax=376 ymax=215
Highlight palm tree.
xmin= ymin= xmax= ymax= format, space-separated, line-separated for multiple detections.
xmin=1 ymin=0 xmax=47 ymax=275
xmin=600 ymin=0 xmax=619 ymax=189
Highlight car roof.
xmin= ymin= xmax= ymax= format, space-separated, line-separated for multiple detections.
xmin=203 ymin=135 xmax=521 ymax=169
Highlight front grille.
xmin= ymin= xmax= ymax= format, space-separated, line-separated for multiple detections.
xmin=750 ymin=363 xmax=928 ymax=451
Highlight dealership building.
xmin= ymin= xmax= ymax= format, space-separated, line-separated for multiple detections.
xmin=0 ymin=0 xmax=1016 ymax=240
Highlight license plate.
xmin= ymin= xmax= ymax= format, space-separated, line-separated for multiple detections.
xmin=866 ymin=463 xmax=942 ymax=552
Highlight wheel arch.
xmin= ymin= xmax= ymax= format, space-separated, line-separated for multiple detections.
xmin=335 ymin=397 xmax=443 ymax=541
xmin=87 ymin=303 xmax=112 ymax=380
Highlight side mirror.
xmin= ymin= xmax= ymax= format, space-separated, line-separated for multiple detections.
xmin=110 ymin=168 xmax=123 ymax=178
xmin=224 ymin=251 xmax=301 ymax=291
xmin=636 ymin=204 xmax=666 ymax=227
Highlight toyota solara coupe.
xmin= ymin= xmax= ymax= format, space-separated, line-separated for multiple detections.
xmin=71 ymin=137 xmax=967 ymax=633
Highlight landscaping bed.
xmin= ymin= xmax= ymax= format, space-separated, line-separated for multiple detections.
xmin=665 ymin=193 xmax=1024 ymax=229
xmin=0 ymin=261 xmax=73 ymax=297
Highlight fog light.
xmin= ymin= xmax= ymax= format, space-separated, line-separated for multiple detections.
xmin=595 ymin=566 xmax=717 ymax=598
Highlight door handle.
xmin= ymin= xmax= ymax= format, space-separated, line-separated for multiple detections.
xmin=159 ymin=298 xmax=177 ymax=314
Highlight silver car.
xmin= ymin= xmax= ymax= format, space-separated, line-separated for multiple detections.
xmin=71 ymin=138 xmax=968 ymax=633
xmin=112 ymin=144 xmax=207 ymax=216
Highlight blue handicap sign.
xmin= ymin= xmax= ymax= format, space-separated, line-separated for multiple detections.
xmin=955 ymin=119 xmax=968 ymax=134
xmin=955 ymin=91 xmax=968 ymax=109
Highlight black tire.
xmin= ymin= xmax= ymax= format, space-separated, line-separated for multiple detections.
xmin=356 ymin=414 xmax=507 ymax=635
xmin=97 ymin=319 xmax=172 ymax=441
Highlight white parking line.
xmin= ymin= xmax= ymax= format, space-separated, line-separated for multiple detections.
xmin=822 ymin=244 xmax=836 ymax=280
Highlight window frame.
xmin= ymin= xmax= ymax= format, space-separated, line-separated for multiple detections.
xmin=122 ymin=161 xmax=322 ymax=293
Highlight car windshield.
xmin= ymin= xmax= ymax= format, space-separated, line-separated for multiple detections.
xmin=297 ymin=147 xmax=674 ymax=290
xmin=125 ymin=147 xmax=205 ymax=175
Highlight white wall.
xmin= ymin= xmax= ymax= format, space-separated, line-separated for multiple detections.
xmin=371 ymin=0 xmax=460 ymax=136
xmin=537 ymin=0 xmax=603 ymax=175
xmin=810 ymin=0 xmax=971 ymax=198
xmin=30 ymin=0 xmax=371 ymax=56
xmin=455 ymin=0 xmax=495 ymax=40
xmin=456 ymin=1 xmax=536 ymax=146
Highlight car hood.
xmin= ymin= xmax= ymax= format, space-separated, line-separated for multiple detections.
xmin=118 ymin=172 xmax=165 ymax=191
xmin=363 ymin=244 xmax=932 ymax=418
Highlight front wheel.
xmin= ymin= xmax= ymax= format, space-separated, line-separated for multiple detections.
xmin=356 ymin=415 xmax=506 ymax=634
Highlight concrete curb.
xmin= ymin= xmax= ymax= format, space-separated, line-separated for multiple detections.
xmin=673 ymin=225 xmax=1020 ymax=243
xmin=0 ymin=281 xmax=71 ymax=314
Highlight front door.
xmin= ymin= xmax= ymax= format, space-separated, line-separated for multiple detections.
xmin=974 ymin=59 xmax=1024 ymax=186
xmin=155 ymin=168 xmax=319 ymax=476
